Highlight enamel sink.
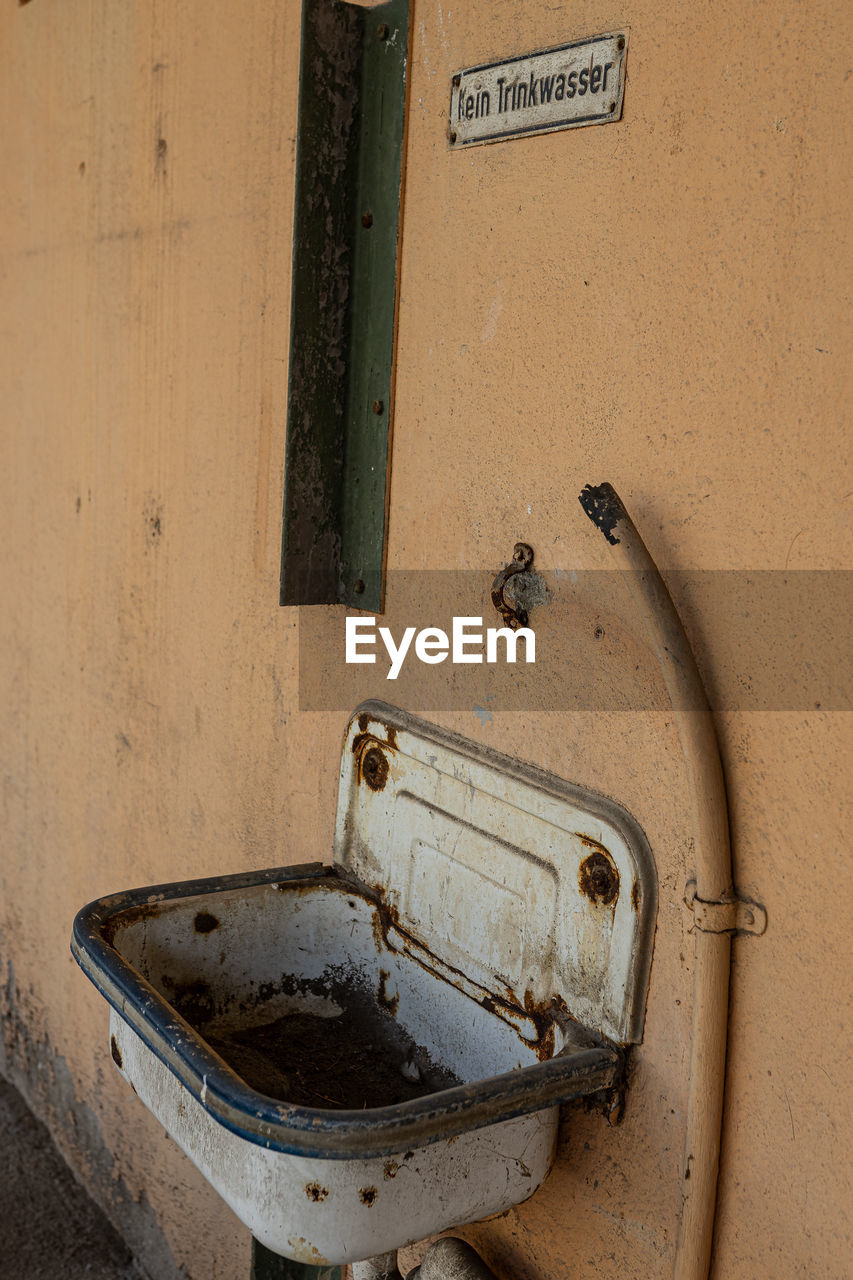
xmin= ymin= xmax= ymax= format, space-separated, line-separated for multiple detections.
xmin=72 ymin=702 xmax=656 ymax=1266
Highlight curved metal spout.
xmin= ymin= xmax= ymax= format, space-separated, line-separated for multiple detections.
xmin=579 ymin=483 xmax=733 ymax=1280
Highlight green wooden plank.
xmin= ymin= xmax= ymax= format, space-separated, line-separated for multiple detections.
xmin=251 ymin=1238 xmax=342 ymax=1280
xmin=281 ymin=0 xmax=410 ymax=612
xmin=338 ymin=0 xmax=409 ymax=610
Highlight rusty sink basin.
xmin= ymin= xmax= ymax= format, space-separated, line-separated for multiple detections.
xmin=71 ymin=703 xmax=655 ymax=1265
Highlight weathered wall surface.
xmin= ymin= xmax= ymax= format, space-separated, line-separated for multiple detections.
xmin=1 ymin=2 xmax=849 ymax=1279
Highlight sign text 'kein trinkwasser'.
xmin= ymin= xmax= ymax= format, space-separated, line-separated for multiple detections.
xmin=450 ymin=33 xmax=627 ymax=147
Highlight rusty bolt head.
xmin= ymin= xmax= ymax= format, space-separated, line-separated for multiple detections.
xmin=579 ymin=850 xmax=619 ymax=905
xmin=594 ymin=625 xmax=605 ymax=640
xmin=377 ymin=23 xmax=390 ymax=40
xmin=617 ymin=36 xmax=625 ymax=50
xmin=452 ymin=74 xmax=461 ymax=87
xmin=450 ymin=130 xmax=458 ymax=144
xmin=353 ymin=579 xmax=365 ymax=594
xmin=372 ymin=399 xmax=384 ymax=415
xmin=361 ymin=746 xmax=389 ymax=792
xmin=361 ymin=212 xmax=373 ymax=229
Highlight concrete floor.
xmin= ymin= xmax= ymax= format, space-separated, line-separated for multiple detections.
xmin=0 ymin=1075 xmax=145 ymax=1280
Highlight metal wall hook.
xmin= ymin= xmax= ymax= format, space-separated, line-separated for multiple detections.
xmin=491 ymin=542 xmax=535 ymax=630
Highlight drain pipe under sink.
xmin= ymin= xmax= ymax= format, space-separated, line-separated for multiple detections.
xmin=579 ymin=482 xmax=736 ymax=1280
xmin=405 ymin=1238 xmax=498 ymax=1279
xmin=352 ymin=1253 xmax=404 ymax=1280
xmin=351 ymin=1239 xmax=497 ymax=1280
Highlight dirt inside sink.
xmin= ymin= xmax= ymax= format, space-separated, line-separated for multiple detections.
xmin=198 ymin=1000 xmax=461 ymax=1110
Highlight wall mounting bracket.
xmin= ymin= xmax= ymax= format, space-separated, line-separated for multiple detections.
xmin=684 ymin=881 xmax=767 ymax=936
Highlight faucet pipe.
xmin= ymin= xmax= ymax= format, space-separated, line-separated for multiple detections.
xmin=579 ymin=482 xmax=733 ymax=1280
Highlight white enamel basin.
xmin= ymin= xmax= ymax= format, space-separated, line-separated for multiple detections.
xmin=72 ymin=703 xmax=654 ymax=1265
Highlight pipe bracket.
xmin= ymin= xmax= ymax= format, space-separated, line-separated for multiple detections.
xmin=685 ymin=881 xmax=767 ymax=936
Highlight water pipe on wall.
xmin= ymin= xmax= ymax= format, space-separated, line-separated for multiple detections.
xmin=578 ymin=482 xmax=743 ymax=1280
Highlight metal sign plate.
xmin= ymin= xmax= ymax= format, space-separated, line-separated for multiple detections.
xmin=450 ymin=32 xmax=627 ymax=148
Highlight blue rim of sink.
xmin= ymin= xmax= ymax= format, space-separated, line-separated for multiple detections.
xmin=71 ymin=862 xmax=622 ymax=1160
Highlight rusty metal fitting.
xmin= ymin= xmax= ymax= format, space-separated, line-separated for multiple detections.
xmin=579 ymin=848 xmax=619 ymax=905
xmin=361 ymin=745 xmax=389 ymax=791
xmin=490 ymin=542 xmax=535 ymax=630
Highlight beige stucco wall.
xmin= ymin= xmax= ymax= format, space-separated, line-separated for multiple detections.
xmin=1 ymin=2 xmax=849 ymax=1278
